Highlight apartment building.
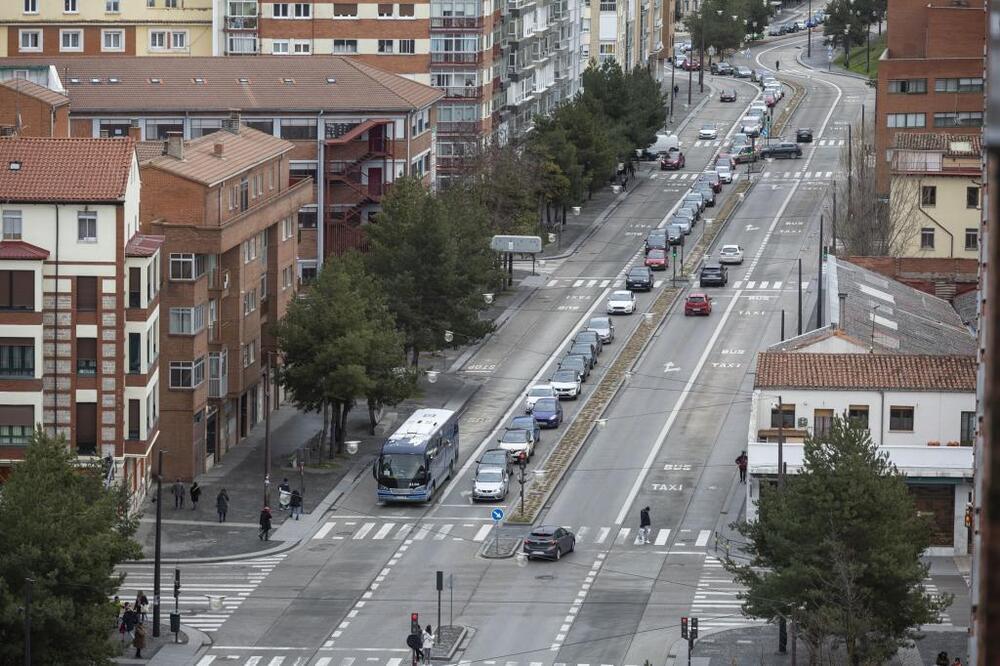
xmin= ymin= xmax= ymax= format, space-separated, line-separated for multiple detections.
xmin=0 ymin=136 xmax=161 ymax=508
xmin=583 ymin=0 xmax=664 ymax=72
xmin=890 ymin=133 xmax=982 ymax=260
xmin=0 ymin=77 xmax=68 ymax=136
xmin=139 ymin=123 xmax=312 ymax=480
xmin=0 ymin=56 xmax=441 ymax=272
xmin=874 ymin=0 xmax=985 ymax=193
xmin=1 ymin=0 xmax=215 ymax=57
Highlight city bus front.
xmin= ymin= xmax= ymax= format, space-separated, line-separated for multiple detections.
xmin=374 ymin=452 xmax=432 ymax=502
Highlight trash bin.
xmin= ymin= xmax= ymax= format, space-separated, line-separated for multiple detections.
xmin=169 ymin=612 xmax=181 ymax=633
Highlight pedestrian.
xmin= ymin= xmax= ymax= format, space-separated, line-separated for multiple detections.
xmin=120 ymin=603 xmax=139 ymax=645
xmin=673 ymin=84 xmax=679 ymax=95
xmin=953 ymin=657 xmax=964 ymax=666
xmin=736 ymin=451 xmax=749 ymax=484
xmin=639 ymin=506 xmax=651 ymax=544
xmin=259 ymin=506 xmax=273 ymax=541
xmin=936 ymin=651 xmax=950 ymax=666
xmin=619 ymin=173 xmax=628 ymax=192
xmin=135 ymin=590 xmax=149 ymax=623
xmin=172 ymin=477 xmax=185 ymax=509
xmin=279 ymin=478 xmax=291 ymax=511
xmin=627 ymin=160 xmax=635 ymax=178
xmin=133 ymin=621 xmax=146 ymax=659
xmin=290 ymin=489 xmax=303 ymax=520
xmin=216 ymin=488 xmax=230 ymax=523
xmin=113 ymin=596 xmax=123 ymax=629
xmin=190 ymin=481 xmax=201 ymax=511
xmin=421 ymin=624 xmax=435 ymax=664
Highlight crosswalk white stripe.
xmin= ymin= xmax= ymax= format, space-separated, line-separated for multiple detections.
xmin=595 ymin=527 xmax=610 ymax=544
xmin=801 ymin=281 xmax=809 ymax=290
xmin=473 ymin=524 xmax=493 ymax=542
xmin=353 ymin=522 xmax=376 ymax=539
xmin=773 ymin=281 xmax=782 ymax=289
xmin=600 ymin=279 xmax=610 ymax=288
xmin=245 ymin=657 xmax=262 ymax=666
xmin=839 ymin=140 xmax=845 ymax=146
xmin=783 ymin=172 xmax=791 ymax=178
xmin=573 ymin=279 xmax=584 ymax=288
xmin=433 ymin=524 xmax=453 ymax=540
xmin=196 ymin=658 xmax=217 ymax=666
xmin=313 ymin=522 xmax=336 ymax=540
xmin=386 ymin=659 xmax=402 ymax=666
xmin=547 ymin=279 xmax=559 ymax=287
xmin=615 ymin=527 xmax=631 ymax=545
xmin=395 ymin=523 xmax=413 ymax=539
xmin=733 ymin=280 xmax=743 ymax=289
xmin=654 ymin=280 xmax=663 ymax=288
xmin=373 ymin=523 xmax=395 ymax=540
xmin=414 ymin=525 xmax=431 ymax=540
xmin=670 ymin=174 xmax=678 ymax=180
xmin=746 ymin=281 xmax=756 ymax=289
xmin=759 ymin=281 xmax=769 ymax=289
xmin=825 ymin=171 xmax=833 ymax=177
xmin=695 ymin=530 xmax=711 ymax=547
xmin=804 ymin=172 xmax=812 ymax=179
xmin=586 ymin=279 xmax=597 ymax=288
xmin=576 ymin=526 xmax=589 ymax=540
xmin=330 ymin=659 xmax=346 ymax=666
xmin=267 ymin=656 xmax=285 ymax=665
xmin=714 ymin=141 xmax=721 ymax=147
xmin=654 ymin=528 xmax=670 ymax=546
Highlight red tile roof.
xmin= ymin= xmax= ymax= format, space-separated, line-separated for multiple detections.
xmin=0 ymin=78 xmax=69 ymax=108
xmin=0 ymin=240 xmax=49 ymax=260
xmin=891 ymin=132 xmax=982 ymax=156
xmin=0 ymin=137 xmax=134 ymax=202
xmin=125 ymin=233 xmax=164 ymax=258
xmin=142 ymin=127 xmax=293 ymax=186
xmin=754 ymin=352 xmax=976 ymax=392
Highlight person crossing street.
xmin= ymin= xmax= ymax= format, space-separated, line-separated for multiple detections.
xmin=639 ymin=506 xmax=652 ymax=544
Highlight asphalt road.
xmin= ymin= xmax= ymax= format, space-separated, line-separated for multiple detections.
xmin=188 ymin=33 xmax=879 ymax=666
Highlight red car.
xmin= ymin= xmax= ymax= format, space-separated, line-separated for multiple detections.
xmin=684 ymin=293 xmax=713 ymax=316
xmin=764 ymin=93 xmax=777 ymax=107
xmin=644 ymin=248 xmax=668 ymax=271
xmin=681 ymin=58 xmax=702 ymax=71
xmin=660 ymin=151 xmax=685 ymax=170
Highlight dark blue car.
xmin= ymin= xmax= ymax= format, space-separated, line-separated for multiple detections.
xmin=531 ymin=397 xmax=563 ymax=428
xmin=507 ymin=415 xmax=541 ymax=442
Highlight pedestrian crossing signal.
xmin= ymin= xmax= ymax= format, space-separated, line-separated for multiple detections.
xmin=691 ymin=617 xmax=699 ymax=639
xmin=681 ymin=616 xmax=688 ymax=639
xmin=411 ymin=612 xmax=420 ymax=635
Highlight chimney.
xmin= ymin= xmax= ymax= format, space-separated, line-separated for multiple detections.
xmin=127 ymin=119 xmax=141 ymax=141
xmin=223 ymin=109 xmax=241 ymax=135
xmin=165 ymin=131 xmax=184 ymax=160
xmin=213 ymin=142 xmax=224 ymax=158
xmin=837 ymin=292 xmax=847 ymax=332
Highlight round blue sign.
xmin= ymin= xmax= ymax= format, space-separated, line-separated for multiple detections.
xmin=491 ymin=508 xmax=505 ymax=522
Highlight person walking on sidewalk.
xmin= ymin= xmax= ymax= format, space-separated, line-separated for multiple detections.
xmin=190 ymin=481 xmax=202 ymax=511
xmin=736 ymin=451 xmax=748 ymax=484
xmin=639 ymin=506 xmax=652 ymax=544
xmin=134 ymin=591 xmax=149 ymax=623
xmin=259 ymin=506 xmax=273 ymax=541
xmin=216 ymin=488 xmax=230 ymax=523
xmin=936 ymin=651 xmax=950 ymax=666
xmin=290 ymin=489 xmax=303 ymax=520
xmin=120 ymin=603 xmax=138 ymax=645
xmin=133 ymin=621 xmax=146 ymax=659
xmin=171 ymin=478 xmax=185 ymax=509
xmin=421 ymin=624 xmax=435 ymax=664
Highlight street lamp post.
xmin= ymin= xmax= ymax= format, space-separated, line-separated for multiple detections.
xmin=669 ymin=35 xmax=676 ymax=121
xmin=843 ymin=25 xmax=851 ymax=69
xmin=152 ymin=448 xmax=165 ymax=638
xmin=806 ymin=0 xmax=812 ymax=57
xmin=262 ymin=351 xmax=273 ymax=507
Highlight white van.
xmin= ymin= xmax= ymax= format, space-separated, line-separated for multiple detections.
xmin=638 ymin=133 xmax=680 ymax=159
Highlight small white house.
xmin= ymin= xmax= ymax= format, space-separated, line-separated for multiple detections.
xmin=746 ymin=352 xmax=976 ymax=556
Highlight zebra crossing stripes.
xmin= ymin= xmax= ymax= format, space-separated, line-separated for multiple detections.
xmin=731 ymin=280 xmax=809 ymax=291
xmin=542 ymin=278 xmax=663 ymax=290
xmin=761 ymin=171 xmax=834 ymax=179
xmin=816 ymin=139 xmax=846 ymax=146
xmin=202 ymin=657 xmax=664 ymax=666
xmin=690 ymin=555 xmax=763 ymax=630
xmin=692 ymin=140 xmax=723 ymax=148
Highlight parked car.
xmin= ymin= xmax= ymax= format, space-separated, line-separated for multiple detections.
xmin=666 ymin=224 xmax=685 ymax=245
xmin=523 ymin=525 xmax=576 ymax=560
xmin=531 ymin=397 xmax=563 ymax=428
xmin=626 ymin=266 xmax=654 ymax=291
xmin=796 ymin=127 xmax=814 ymax=143
xmin=710 ymin=61 xmax=733 ymax=75
xmin=761 ymin=142 xmax=803 ymax=159
xmin=660 ymin=150 xmax=686 ymax=170
xmin=720 ymin=88 xmax=738 ymax=102
xmin=645 ymin=230 xmax=668 ymax=253
xmin=694 ymin=183 xmax=716 ymax=207
xmin=678 ymin=203 xmax=699 ymax=223
xmin=644 ymin=248 xmax=668 ymax=271
xmin=698 ymin=124 xmax=719 ymax=140
xmin=764 ymin=92 xmax=778 ymax=107
xmin=497 ymin=428 xmax=535 ymax=460
xmin=683 ymin=192 xmax=706 ymax=213
xmin=558 ymin=354 xmax=590 ymax=382
xmin=472 ymin=465 xmax=509 ymax=501
xmin=718 ymin=244 xmax=744 ymax=264
xmin=733 ymin=144 xmax=759 ymax=164
xmin=524 ymin=384 xmax=556 ymax=412
xmin=507 ymin=415 xmax=541 ymax=444
xmin=568 ymin=343 xmax=596 ymax=369
xmin=574 ymin=330 xmax=603 ymax=355
xmin=684 ymin=293 xmax=713 ymax=316
xmin=587 ymin=316 xmax=615 ymax=343
xmin=478 ymin=448 xmax=512 ymax=473
xmin=680 ymin=57 xmax=701 ymax=71
xmin=549 ymin=368 xmax=582 ymax=399
xmin=699 ymin=170 xmax=722 ymax=192
xmin=734 ymin=66 xmax=753 ymax=78
xmin=715 ymin=164 xmax=733 ymax=183
xmin=607 ymin=290 xmax=637 ymax=314
xmin=671 ymin=212 xmax=694 ymax=234
xmin=699 ymin=262 xmax=729 ymax=287
xmin=716 ymin=153 xmax=737 ymax=170
xmin=767 ymin=24 xmax=784 ymax=36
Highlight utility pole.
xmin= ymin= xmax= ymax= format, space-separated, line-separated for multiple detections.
xmin=687 ymin=53 xmax=693 ymax=106
xmin=23 ymin=578 xmax=32 ymax=666
xmin=832 ymin=188 xmax=837 ymax=254
xmin=669 ymin=36 xmax=676 ymax=122
xmin=797 ymin=258 xmax=803 ymax=335
xmin=153 ymin=448 xmax=165 ymax=638
xmin=780 ymin=309 xmax=785 ymax=341
xmin=847 ymin=123 xmax=853 ymax=222
xmin=777 ymin=397 xmax=786 ymax=654
xmin=807 ymin=0 xmax=812 ymax=58
xmin=698 ymin=9 xmax=705 ymax=94
xmin=817 ymin=215 xmax=824 ymax=328
xmin=263 ymin=351 xmax=272 ymax=507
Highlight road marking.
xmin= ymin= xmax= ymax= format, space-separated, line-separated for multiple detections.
xmin=353 ymin=522 xmax=376 ymax=540
xmin=372 ymin=523 xmax=395 ymax=540
xmin=773 ymin=281 xmax=782 ymax=289
xmin=573 ymin=279 xmax=584 ymax=287
xmin=615 ymin=527 xmax=631 ymax=544
xmin=759 ymin=281 xmax=769 ymax=289
xmin=670 ymin=174 xmax=678 ymax=180
xmin=695 ymin=530 xmax=711 ymax=546
xmin=432 ymin=523 xmax=452 ymax=540
xmin=548 ymin=279 xmax=559 ymax=287
xmin=746 ymin=281 xmax=756 ymax=289
xmin=313 ymin=522 xmax=336 ymax=540
xmin=473 ymin=524 xmax=493 ymax=542
xmin=413 ymin=525 xmax=431 ymax=540
xmin=586 ymin=279 xmax=597 ymax=287
xmin=654 ymin=528 xmax=671 ymax=545
xmin=386 ymin=660 xmax=402 ymax=666
xmin=600 ymin=279 xmax=610 ymax=287
xmin=733 ymin=280 xmax=743 ymax=289
xmin=595 ymin=527 xmax=610 ymax=544
xmin=196 ymin=658 xmax=217 ymax=666
xmin=394 ymin=524 xmax=413 ymax=539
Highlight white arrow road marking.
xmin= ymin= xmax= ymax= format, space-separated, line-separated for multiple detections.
xmin=664 ymin=362 xmax=681 ymax=373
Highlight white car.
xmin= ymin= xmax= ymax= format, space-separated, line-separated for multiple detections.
xmin=524 ymin=384 xmax=556 ymax=412
xmin=698 ymin=124 xmax=718 ymax=140
xmin=719 ymin=244 xmax=745 ymax=264
xmin=549 ymin=369 xmax=582 ymax=399
xmin=497 ymin=428 xmax=535 ymax=460
xmin=607 ymin=290 xmax=637 ymax=315
xmin=715 ymin=164 xmax=733 ymax=183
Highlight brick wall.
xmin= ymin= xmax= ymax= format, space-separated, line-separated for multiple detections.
xmin=0 ymin=86 xmax=61 ymax=137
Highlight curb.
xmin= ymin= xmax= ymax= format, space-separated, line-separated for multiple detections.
xmin=479 ymin=537 xmax=523 ymax=559
xmin=437 ymin=625 xmax=469 ymax=662
xmin=795 ymin=48 xmax=873 ymax=81
xmin=135 ymin=535 xmax=300 ymax=565
xmin=144 ymin=623 xmax=212 ymax=666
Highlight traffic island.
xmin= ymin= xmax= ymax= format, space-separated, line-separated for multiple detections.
xmin=431 ymin=624 xmax=468 ymax=662
xmin=479 ymin=534 xmax=523 ymax=559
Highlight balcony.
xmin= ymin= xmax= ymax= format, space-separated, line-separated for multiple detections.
xmin=507 ymin=0 xmax=537 ymax=16
xmin=442 ymin=85 xmax=483 ymax=99
xmin=437 ymin=121 xmax=482 ymax=135
xmin=225 ymin=15 xmax=258 ymax=30
xmin=431 ymin=16 xmax=484 ymax=29
xmin=748 ymin=441 xmax=973 ymax=479
xmin=431 ymin=52 xmax=483 ymax=64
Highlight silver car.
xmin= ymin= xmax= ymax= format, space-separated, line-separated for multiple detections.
xmin=472 ymin=465 xmax=509 ymax=501
xmin=587 ymin=316 xmax=615 ymax=343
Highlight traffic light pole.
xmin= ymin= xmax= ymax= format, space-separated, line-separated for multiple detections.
xmin=153 ymin=448 xmax=164 ymax=638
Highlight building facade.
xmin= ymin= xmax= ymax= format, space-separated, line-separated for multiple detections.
xmin=874 ymin=0 xmax=985 ymax=193
xmin=139 ymin=123 xmax=313 ymax=481
xmin=0 ymin=136 xmax=161 ymax=509
xmin=583 ymin=0 xmax=663 ymax=72
xmin=890 ymin=133 xmax=982 ymax=260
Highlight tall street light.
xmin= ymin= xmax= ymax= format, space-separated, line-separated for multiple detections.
xmin=843 ymin=25 xmax=851 ymax=69
xmin=806 ymin=0 xmax=812 ymax=57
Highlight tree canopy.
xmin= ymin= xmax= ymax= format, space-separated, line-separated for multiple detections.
xmin=725 ymin=416 xmax=949 ymax=664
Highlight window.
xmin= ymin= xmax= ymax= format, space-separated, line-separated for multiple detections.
xmin=334 ymin=3 xmax=358 ymax=16
xmin=102 ymin=30 xmax=124 ymax=51
xmin=148 ymin=0 xmax=154 ymax=5
xmin=260 ymin=273 xmax=267 ymax=302
xmin=378 ymin=39 xmax=394 ymax=53
xmin=150 ymin=31 xmax=167 ymax=49
xmin=19 ymin=30 xmax=41 ymax=52
xmin=847 ymin=405 xmax=869 ymax=429
xmin=888 ymin=406 xmax=914 ymax=432
xmin=399 ymin=2 xmax=414 ymax=15
xmin=935 ymin=77 xmax=984 ymax=93
xmin=128 ymin=332 xmax=141 ymax=373
xmin=920 ymin=227 xmax=935 ymax=249
xmin=242 ymin=339 xmax=257 ymax=368
xmin=0 ymin=271 xmax=34 ymax=310
xmin=77 ymin=211 xmax=97 ymax=242
xmin=169 ymin=357 xmax=206 ymax=389
xmin=76 ymin=403 xmax=97 ymax=455
xmin=293 ymin=2 xmax=311 ymax=17
xmin=280 ymin=118 xmax=318 ymax=140
xmin=273 ymin=2 xmax=289 ymax=17
xmin=966 ymin=228 xmax=979 ymax=251
xmin=920 ymin=185 xmax=937 ymax=207
xmin=169 ymin=253 xmax=207 ymax=280
xmin=190 ymin=118 xmax=223 ymax=138
xmin=239 ymin=177 xmax=249 ymax=211
xmin=378 ymin=3 xmax=393 ymax=16
xmin=0 ymin=339 xmax=34 ymax=378
xmin=64 ymin=0 xmax=78 ymax=12
xmin=2 ymin=210 xmax=22 ymax=240
xmin=243 ymin=237 xmax=257 ymax=263
xmin=934 ymin=111 xmax=983 ymax=128
xmin=961 ymin=411 xmax=976 ymax=446
xmin=272 ymin=40 xmax=289 ymax=55
xmin=169 ymin=305 xmax=206 ymax=335
xmin=301 ymin=265 xmax=317 ymax=282
xmin=298 ymin=208 xmax=317 ymax=229
xmin=599 ymin=0 xmax=615 ymax=9
xmin=282 ymin=265 xmax=294 ymax=290
xmin=333 ymin=39 xmax=358 ymax=53
xmin=968 ymin=186 xmax=980 ymax=209
xmin=165 ymin=0 xmax=177 ymax=6
xmin=243 ymin=288 xmax=257 ymax=315
xmin=60 ymin=30 xmax=82 ymax=51
xmin=76 ymin=338 xmax=97 ymax=376
xmin=769 ymin=404 xmax=795 ymax=429
xmin=245 ymin=119 xmax=274 ymax=134
xmin=0 ymin=406 xmax=34 ymax=446
xmin=106 ymin=0 xmax=120 ymax=11
xmin=888 ymin=78 xmax=926 ymax=94
xmin=292 ymin=40 xmax=311 ymax=54
xmin=171 ymin=31 xmax=187 ymax=49
xmin=583 ymin=17 xmax=591 ymax=32
xmin=23 ymin=0 xmax=37 ymax=13
xmin=77 ymin=276 xmax=97 ymax=311
xmin=886 ymin=113 xmax=925 ymax=128
xmin=410 ymin=108 xmax=429 ymax=135
xmin=813 ymin=409 xmax=834 ymax=438
xmin=399 ymin=39 xmax=415 ymax=54
xmin=128 ymin=399 xmax=140 ymax=439
xmin=282 ymin=217 xmax=294 ymax=240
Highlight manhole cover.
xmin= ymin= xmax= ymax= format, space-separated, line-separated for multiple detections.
xmin=535 ymin=574 xmax=555 ymax=581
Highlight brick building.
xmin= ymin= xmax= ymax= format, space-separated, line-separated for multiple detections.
xmin=0 ymin=136 xmax=162 ymax=508
xmin=0 ymin=76 xmax=68 ymax=136
xmin=139 ymin=122 xmax=313 ymax=481
xmin=875 ymin=0 xmax=985 ymax=193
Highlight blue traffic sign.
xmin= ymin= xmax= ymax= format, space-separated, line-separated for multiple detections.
xmin=491 ymin=508 xmax=505 ymax=522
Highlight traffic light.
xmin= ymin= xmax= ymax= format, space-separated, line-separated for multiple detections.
xmin=173 ymin=568 xmax=181 ymax=598
xmin=410 ymin=612 xmax=420 ymax=635
xmin=680 ymin=616 xmax=688 ymax=639
xmin=691 ymin=617 xmax=699 ymax=639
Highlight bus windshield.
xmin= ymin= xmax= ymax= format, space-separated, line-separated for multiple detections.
xmin=376 ymin=453 xmax=427 ymax=488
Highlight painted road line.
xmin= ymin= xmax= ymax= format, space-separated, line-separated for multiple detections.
xmin=372 ymin=523 xmax=395 ymax=540
xmin=473 ymin=524 xmax=493 ymax=542
xmin=314 ymin=522 xmax=336 ymax=540
xmin=695 ymin=530 xmax=711 ymax=546
xmin=353 ymin=522 xmax=376 ymax=540
xmin=654 ymin=528 xmax=671 ymax=546
xmin=595 ymin=527 xmax=610 ymax=544
xmin=614 ymin=527 xmax=631 ymax=545
xmin=433 ymin=524 xmax=453 ymax=540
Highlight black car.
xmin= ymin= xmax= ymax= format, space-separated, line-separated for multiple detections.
xmin=719 ymin=88 xmax=738 ymax=102
xmin=645 ymin=230 xmax=668 ymax=252
xmin=796 ymin=128 xmax=814 ymax=143
xmin=711 ymin=62 xmax=734 ymax=75
xmin=761 ymin=142 xmax=803 ymax=159
xmin=523 ymin=525 xmax=576 ymax=560
xmin=666 ymin=225 xmax=684 ymax=245
xmin=694 ymin=183 xmax=716 ymax=207
xmin=568 ymin=343 xmax=596 ymax=369
xmin=559 ymin=354 xmax=590 ymax=381
xmin=699 ymin=262 xmax=729 ymax=287
xmin=626 ymin=266 xmax=654 ymax=291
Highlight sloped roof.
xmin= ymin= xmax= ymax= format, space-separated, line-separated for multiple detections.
xmin=0 ymin=137 xmax=133 ymax=202
xmin=891 ymin=132 xmax=981 ymax=156
xmin=755 ymin=352 xmax=976 ymax=392
xmin=134 ymin=140 xmax=166 ymax=164
xmin=0 ymin=240 xmax=49 ymax=260
xmin=141 ymin=126 xmax=293 ymax=186
xmin=124 ymin=233 xmax=164 ymax=258
xmin=4 ymin=56 xmax=442 ymax=113
xmin=0 ymin=78 xmax=69 ymax=107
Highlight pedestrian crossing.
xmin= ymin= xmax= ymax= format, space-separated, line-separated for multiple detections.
xmin=686 ymin=139 xmax=844 ymax=149
xmin=690 ymin=555 xmax=764 ymax=630
xmin=761 ymin=170 xmax=837 ymax=180
xmin=731 ymin=280 xmax=810 ymax=291
xmin=198 ymin=656 xmax=684 ymax=666
xmin=534 ymin=277 xmax=667 ymax=290
xmin=117 ymin=553 xmax=286 ymax=633
xmin=691 ymin=140 xmax=723 ymax=148
xmin=816 ymin=139 xmax=846 ymax=146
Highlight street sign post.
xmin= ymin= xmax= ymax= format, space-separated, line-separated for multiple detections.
xmin=491 ymin=508 xmax=504 ymax=555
